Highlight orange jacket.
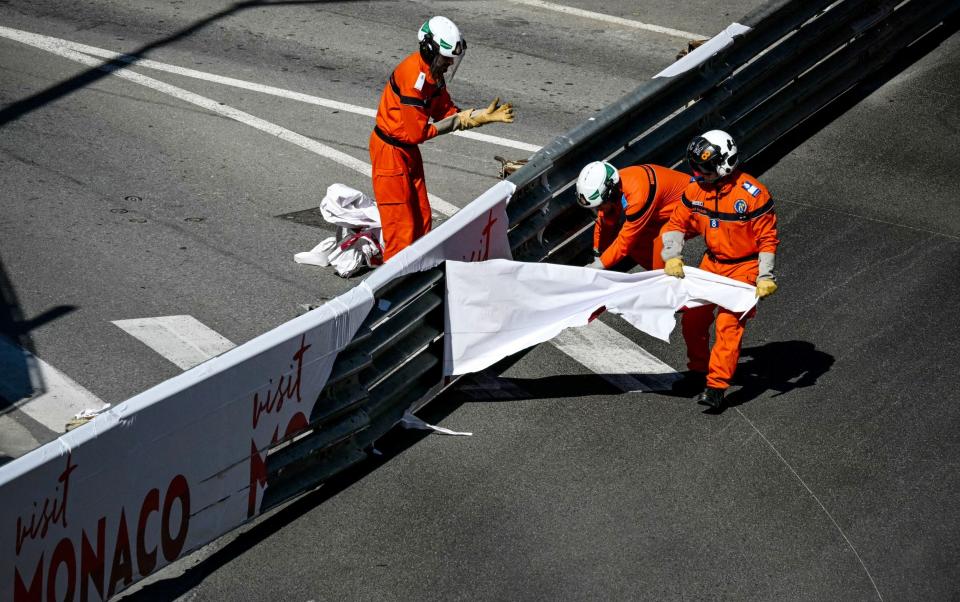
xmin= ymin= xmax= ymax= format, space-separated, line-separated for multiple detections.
xmin=665 ymin=170 xmax=779 ymax=263
xmin=374 ymin=52 xmax=459 ymax=146
xmin=594 ymin=165 xmax=690 ymax=267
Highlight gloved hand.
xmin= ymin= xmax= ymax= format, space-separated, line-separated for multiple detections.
xmin=457 ymin=97 xmax=514 ymax=130
xmin=756 ymin=278 xmax=778 ymax=298
xmin=664 ymin=257 xmax=685 ymax=278
xmin=585 ymin=256 xmax=605 ymax=269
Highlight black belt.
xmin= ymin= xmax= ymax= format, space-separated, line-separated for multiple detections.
xmin=704 ymin=249 xmax=758 ymax=264
xmin=374 ymin=126 xmax=416 ymax=149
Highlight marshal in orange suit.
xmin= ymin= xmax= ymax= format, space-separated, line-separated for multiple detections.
xmin=370 ymin=16 xmax=514 ymax=261
xmin=661 ymin=130 xmax=780 ymax=409
xmin=575 ymin=162 xmax=691 ymax=270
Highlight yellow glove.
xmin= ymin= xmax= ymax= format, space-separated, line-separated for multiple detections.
xmin=456 ymin=97 xmax=514 ymax=130
xmin=664 ymin=257 xmax=685 ymax=278
xmin=756 ymin=279 xmax=778 ymax=298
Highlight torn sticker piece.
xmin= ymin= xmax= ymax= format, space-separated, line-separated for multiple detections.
xmin=401 ymin=410 xmax=472 ymax=436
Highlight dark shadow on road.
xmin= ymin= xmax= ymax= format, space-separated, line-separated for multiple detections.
xmin=0 ymin=0 xmax=364 ymax=128
xmin=118 ymin=390 xmax=467 ymax=601
xmin=456 ymin=373 xmax=650 ymax=401
xmin=723 ymin=340 xmax=835 ymax=409
xmin=0 ymin=254 xmax=77 ymax=411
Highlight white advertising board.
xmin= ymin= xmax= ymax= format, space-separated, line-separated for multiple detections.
xmin=0 ymin=178 xmax=516 ymax=601
xmin=0 ymin=285 xmax=374 ymax=601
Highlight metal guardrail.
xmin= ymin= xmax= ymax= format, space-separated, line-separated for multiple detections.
xmin=259 ymin=0 xmax=960 ymax=512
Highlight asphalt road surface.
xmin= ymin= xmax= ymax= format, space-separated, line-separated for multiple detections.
xmin=2 ymin=0 xmax=959 ymax=600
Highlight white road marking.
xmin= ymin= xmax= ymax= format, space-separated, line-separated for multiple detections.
xmin=451 ymin=129 xmax=539 ymax=153
xmin=551 ymin=319 xmax=680 ymax=392
xmin=0 ymin=336 xmax=107 ymax=433
xmin=1 ymin=26 xmax=540 ymax=154
xmin=534 ymin=313 xmax=883 ymax=596
xmin=0 ymin=413 xmax=40 ymax=460
xmin=507 ymin=0 xmax=706 ymax=40
xmin=0 ymin=25 xmax=461 ymax=217
xmin=112 ymin=315 xmax=236 ymax=370
xmin=735 ymin=408 xmax=884 ymax=600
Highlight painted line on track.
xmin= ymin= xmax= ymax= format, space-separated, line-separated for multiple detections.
xmin=1 ymin=26 xmax=540 ymax=154
xmin=0 ymin=25 xmax=461 ymax=217
xmin=507 ymin=0 xmax=706 ymax=40
xmin=551 ymin=318 xmax=680 ymax=392
xmin=734 ymin=408 xmax=884 ymax=600
xmin=112 ymin=315 xmax=237 ymax=370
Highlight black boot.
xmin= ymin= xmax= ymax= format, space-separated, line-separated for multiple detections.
xmin=698 ymin=387 xmax=726 ymax=409
xmin=671 ymin=371 xmax=706 ymax=397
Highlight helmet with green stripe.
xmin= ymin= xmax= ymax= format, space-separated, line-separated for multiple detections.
xmin=418 ymin=17 xmax=466 ymax=81
xmin=576 ymin=161 xmax=621 ymax=209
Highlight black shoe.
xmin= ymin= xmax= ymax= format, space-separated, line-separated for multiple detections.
xmin=697 ymin=387 xmax=726 ymax=409
xmin=672 ymin=371 xmax=706 ymax=397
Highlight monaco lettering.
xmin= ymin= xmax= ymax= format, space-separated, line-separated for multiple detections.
xmin=15 ymin=453 xmax=78 ymax=555
xmin=13 ymin=474 xmax=190 ymax=601
xmin=252 ymin=334 xmax=310 ymax=429
xmin=460 ymin=209 xmax=499 ymax=262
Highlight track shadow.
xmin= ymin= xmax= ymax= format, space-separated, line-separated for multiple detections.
xmin=723 ymin=340 xmax=835 ymax=408
xmin=456 ymin=372 xmax=684 ymax=401
xmin=0 ymin=253 xmax=76 ymax=411
xmin=118 ymin=390 xmax=467 ymax=601
xmin=0 ymin=0 xmax=366 ymax=128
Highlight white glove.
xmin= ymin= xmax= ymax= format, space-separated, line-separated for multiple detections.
xmin=585 ymin=256 xmax=605 ymax=269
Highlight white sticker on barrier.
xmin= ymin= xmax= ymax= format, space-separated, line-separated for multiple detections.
xmin=654 ymin=22 xmax=753 ymax=79
xmin=400 ymin=410 xmax=473 ymax=436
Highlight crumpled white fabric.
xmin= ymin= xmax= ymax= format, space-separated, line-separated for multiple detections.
xmin=318 ymin=183 xmax=381 ymax=230
xmin=295 ymin=184 xmax=384 ymax=277
xmin=444 ymin=259 xmax=759 ymax=376
xmin=295 ymin=231 xmax=383 ymax=277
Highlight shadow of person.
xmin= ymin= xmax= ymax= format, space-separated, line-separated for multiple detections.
xmin=724 ymin=340 xmax=834 ymax=408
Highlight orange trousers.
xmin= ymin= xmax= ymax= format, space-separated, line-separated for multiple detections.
xmin=369 ymin=131 xmax=431 ymax=261
xmin=681 ymin=255 xmax=758 ymax=389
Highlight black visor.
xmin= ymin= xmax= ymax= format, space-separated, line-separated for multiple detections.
xmin=687 ymin=138 xmax=723 ymax=176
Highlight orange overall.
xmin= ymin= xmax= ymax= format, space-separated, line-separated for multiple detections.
xmin=664 ymin=171 xmax=779 ymax=389
xmin=370 ymin=51 xmax=459 ymax=261
xmin=594 ymin=165 xmax=690 ymax=269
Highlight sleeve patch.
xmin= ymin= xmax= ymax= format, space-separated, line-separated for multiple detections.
xmin=414 ymin=72 xmax=426 ymax=91
xmin=742 ymin=182 xmax=761 ymax=197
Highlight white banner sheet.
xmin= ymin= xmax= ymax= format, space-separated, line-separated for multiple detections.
xmin=0 ymin=285 xmax=374 ymax=601
xmin=444 ymin=260 xmax=758 ymax=376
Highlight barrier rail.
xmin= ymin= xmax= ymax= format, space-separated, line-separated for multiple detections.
xmin=2 ymin=0 xmax=957 ymax=598
xmin=264 ymin=0 xmax=960 ymax=521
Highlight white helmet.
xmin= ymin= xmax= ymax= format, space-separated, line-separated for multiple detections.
xmin=687 ymin=129 xmax=739 ymax=182
xmin=418 ymin=17 xmax=466 ymax=80
xmin=576 ymin=161 xmax=621 ymax=208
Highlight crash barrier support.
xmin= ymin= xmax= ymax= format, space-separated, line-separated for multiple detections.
xmin=2 ymin=0 xmax=957 ymax=598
